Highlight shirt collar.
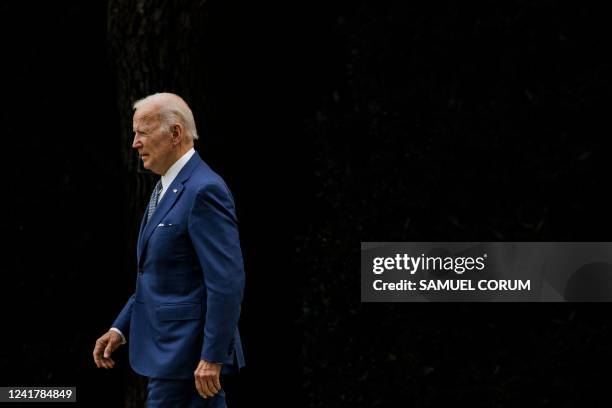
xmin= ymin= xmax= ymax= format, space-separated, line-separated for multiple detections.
xmin=161 ymin=147 xmax=195 ymax=193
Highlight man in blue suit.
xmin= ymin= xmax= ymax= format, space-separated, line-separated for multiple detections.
xmin=93 ymin=92 xmax=245 ymax=407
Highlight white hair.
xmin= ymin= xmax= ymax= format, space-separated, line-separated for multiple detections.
xmin=133 ymin=93 xmax=199 ymax=140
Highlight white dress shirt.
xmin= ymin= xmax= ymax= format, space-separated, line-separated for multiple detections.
xmin=158 ymin=147 xmax=196 ymax=203
xmin=110 ymin=147 xmax=196 ymax=345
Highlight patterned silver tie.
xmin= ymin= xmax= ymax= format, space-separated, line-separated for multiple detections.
xmin=147 ymin=180 xmax=163 ymax=223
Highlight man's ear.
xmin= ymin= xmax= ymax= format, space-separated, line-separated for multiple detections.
xmin=170 ymin=124 xmax=183 ymax=145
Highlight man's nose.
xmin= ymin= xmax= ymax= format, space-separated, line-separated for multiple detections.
xmin=132 ymin=135 xmax=141 ymax=149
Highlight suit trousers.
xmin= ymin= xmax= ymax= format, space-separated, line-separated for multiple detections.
xmin=146 ymin=377 xmax=226 ymax=408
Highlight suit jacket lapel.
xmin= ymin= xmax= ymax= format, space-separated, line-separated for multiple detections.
xmin=137 ymin=152 xmax=202 ymax=265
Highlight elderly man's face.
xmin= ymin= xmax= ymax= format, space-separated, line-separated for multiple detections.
xmin=132 ymin=105 xmax=174 ymax=175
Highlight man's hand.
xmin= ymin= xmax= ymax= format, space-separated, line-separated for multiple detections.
xmin=194 ymin=359 xmax=222 ymax=398
xmin=93 ymin=330 xmax=123 ymax=369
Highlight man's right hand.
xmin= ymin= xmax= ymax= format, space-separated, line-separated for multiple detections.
xmin=93 ymin=330 xmax=123 ymax=369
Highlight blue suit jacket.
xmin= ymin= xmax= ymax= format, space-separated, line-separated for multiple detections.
xmin=112 ymin=152 xmax=246 ymax=379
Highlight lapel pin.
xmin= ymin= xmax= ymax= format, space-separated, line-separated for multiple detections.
xmin=173 ymin=189 xmax=178 ymax=193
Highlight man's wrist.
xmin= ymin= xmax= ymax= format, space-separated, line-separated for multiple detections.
xmin=109 ymin=327 xmax=127 ymax=344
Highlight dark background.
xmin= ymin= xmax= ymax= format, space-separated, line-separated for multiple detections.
xmin=2 ymin=1 xmax=611 ymax=407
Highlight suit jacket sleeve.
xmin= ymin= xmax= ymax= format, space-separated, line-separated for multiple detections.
xmin=188 ymin=183 xmax=245 ymax=364
xmin=112 ymin=294 xmax=135 ymax=340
